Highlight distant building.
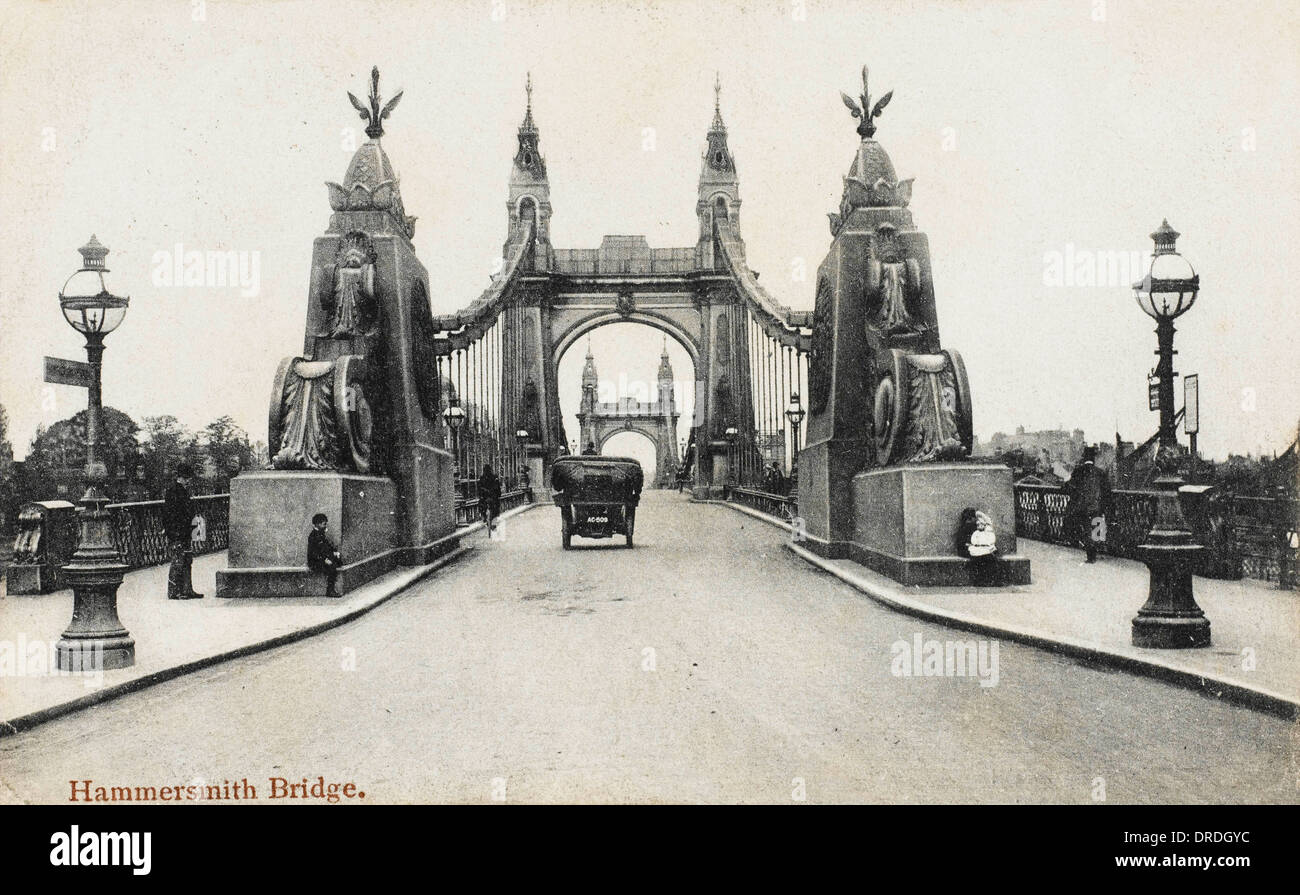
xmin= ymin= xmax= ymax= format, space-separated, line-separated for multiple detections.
xmin=982 ymin=426 xmax=1087 ymax=469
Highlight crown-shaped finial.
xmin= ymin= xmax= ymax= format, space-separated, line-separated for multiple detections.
xmin=347 ymin=66 xmax=404 ymax=139
xmin=1150 ymin=219 xmax=1180 ymax=255
xmin=840 ymin=65 xmax=893 ymax=139
xmin=78 ymin=234 xmax=109 ymax=270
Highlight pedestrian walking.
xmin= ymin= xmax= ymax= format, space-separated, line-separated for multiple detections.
xmin=1065 ymin=445 xmax=1112 ymax=564
xmin=480 ymin=463 xmax=502 ymax=535
xmin=164 ymin=463 xmax=203 ymax=599
xmin=307 ymin=512 xmax=343 ymax=597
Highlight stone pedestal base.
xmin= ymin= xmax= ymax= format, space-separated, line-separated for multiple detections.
xmin=798 ymin=439 xmax=870 ymax=559
xmin=217 ymin=470 xmax=430 ymax=598
xmin=849 ymin=462 xmax=1031 ymax=586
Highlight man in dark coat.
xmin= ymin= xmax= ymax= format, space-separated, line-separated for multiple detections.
xmin=164 ymin=463 xmax=203 ymax=599
xmin=307 ymin=512 xmax=343 ymax=597
xmin=1065 ymin=446 xmax=1112 ymax=563
xmin=479 ymin=464 xmax=502 ymax=535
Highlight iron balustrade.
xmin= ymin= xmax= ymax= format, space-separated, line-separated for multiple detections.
xmin=729 ymin=486 xmax=798 ymax=523
xmin=8 ymin=493 xmax=231 ymax=593
xmin=1013 ymin=482 xmax=1298 ymax=588
xmin=455 ymin=488 xmax=531 ymax=527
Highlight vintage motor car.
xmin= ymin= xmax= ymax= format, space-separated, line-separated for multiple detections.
xmin=551 ymin=455 xmax=644 ymax=549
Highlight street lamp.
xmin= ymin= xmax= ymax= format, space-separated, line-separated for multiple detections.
xmin=724 ymin=425 xmax=739 ymax=494
xmin=442 ymin=396 xmax=465 ymax=488
xmin=1130 ymin=220 xmax=1210 ymax=649
xmin=784 ymin=392 xmax=806 ymax=468
xmin=1134 ymin=220 xmax=1198 ymax=451
xmin=55 ymin=236 xmax=134 ymax=672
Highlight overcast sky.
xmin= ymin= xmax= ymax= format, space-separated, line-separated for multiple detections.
xmin=2 ymin=0 xmax=1297 ymax=464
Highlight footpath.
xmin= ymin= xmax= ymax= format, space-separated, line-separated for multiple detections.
xmin=0 ymin=504 xmax=537 ymax=735
xmin=724 ymin=501 xmax=1300 ymax=719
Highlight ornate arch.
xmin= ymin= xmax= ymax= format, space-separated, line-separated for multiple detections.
xmin=551 ymin=310 xmax=702 ymax=373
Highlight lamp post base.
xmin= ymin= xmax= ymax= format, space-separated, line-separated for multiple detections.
xmin=1131 ymin=613 xmax=1211 ymax=649
xmin=56 ymin=635 xmax=136 ymax=672
xmin=55 ymin=562 xmax=135 ymax=671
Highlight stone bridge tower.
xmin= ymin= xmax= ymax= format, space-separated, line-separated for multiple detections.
xmin=576 ymin=343 xmax=681 ymax=487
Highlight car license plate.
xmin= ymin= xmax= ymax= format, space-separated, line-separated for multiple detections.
xmin=585 ymin=515 xmax=609 ymax=524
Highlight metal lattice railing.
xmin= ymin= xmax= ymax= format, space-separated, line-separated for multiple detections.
xmin=9 ymin=494 xmax=231 ymax=593
xmin=729 ymin=486 xmax=798 ymax=522
xmin=1014 ymin=483 xmax=1298 ymax=588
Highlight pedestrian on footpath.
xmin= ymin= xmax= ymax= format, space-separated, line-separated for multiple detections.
xmin=480 ymin=463 xmax=502 ymax=536
xmin=307 ymin=513 xmax=343 ymax=597
xmin=1065 ymin=445 xmax=1112 ymax=564
xmin=164 ymin=463 xmax=204 ymax=599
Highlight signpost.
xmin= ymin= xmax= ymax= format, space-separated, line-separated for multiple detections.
xmin=1147 ymin=374 xmax=1161 ymax=412
xmin=1184 ymin=374 xmax=1199 ymax=482
xmin=43 ymin=356 xmax=92 ymax=389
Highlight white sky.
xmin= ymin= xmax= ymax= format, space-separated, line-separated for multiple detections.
xmin=2 ymin=0 xmax=1297 ymax=462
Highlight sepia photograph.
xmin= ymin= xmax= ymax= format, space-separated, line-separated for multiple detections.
xmin=0 ymin=0 xmax=1295 ymax=870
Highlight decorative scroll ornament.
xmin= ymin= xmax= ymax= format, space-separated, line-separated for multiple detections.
xmin=872 ymin=348 xmax=972 ymax=465
xmin=269 ymin=355 xmax=374 ymax=473
xmin=318 ymin=232 xmax=378 ymax=338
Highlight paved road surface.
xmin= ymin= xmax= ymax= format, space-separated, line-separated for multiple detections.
xmin=1 ymin=493 xmax=1294 ymax=804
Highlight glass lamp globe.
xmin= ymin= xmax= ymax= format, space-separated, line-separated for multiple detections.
xmin=1134 ymin=220 xmax=1198 ymax=320
xmin=59 ymin=236 xmax=129 ymax=336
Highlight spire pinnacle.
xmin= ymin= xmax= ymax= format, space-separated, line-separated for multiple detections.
xmin=526 ymin=71 xmax=533 ymax=114
xmin=711 ymin=71 xmax=725 ymax=130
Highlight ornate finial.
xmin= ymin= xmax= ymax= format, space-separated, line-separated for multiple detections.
xmin=526 ymin=71 xmax=533 ymax=114
xmin=1150 ymin=218 xmax=1180 ymax=255
xmin=78 ymin=234 xmax=109 ymax=270
xmin=840 ymin=65 xmax=893 ymax=139
xmin=714 ymin=71 xmax=721 ymax=115
xmin=348 ymin=66 xmax=404 ymax=140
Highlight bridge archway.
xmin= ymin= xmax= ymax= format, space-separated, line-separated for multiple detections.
xmin=552 ymin=310 xmax=702 ymax=375
xmin=599 ymin=429 xmax=659 ymax=476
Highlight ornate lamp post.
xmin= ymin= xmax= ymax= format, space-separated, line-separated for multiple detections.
xmin=785 ymin=392 xmax=806 ymax=497
xmin=515 ymin=427 xmax=529 ymax=490
xmin=1130 ymin=220 xmax=1210 ymax=648
xmin=442 ymin=397 xmax=466 ymax=492
xmin=1134 ymin=220 xmax=1198 ymax=451
xmin=724 ymin=425 xmax=739 ymax=496
xmin=55 ymin=236 xmax=134 ymax=672
xmin=784 ymin=392 xmax=806 ymax=468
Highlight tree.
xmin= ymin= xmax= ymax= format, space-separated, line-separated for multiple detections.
xmin=201 ymin=415 xmax=256 ymax=492
xmin=19 ymin=407 xmax=141 ymax=502
xmin=139 ymin=415 xmax=202 ymax=497
xmin=0 ymin=404 xmax=15 ymax=532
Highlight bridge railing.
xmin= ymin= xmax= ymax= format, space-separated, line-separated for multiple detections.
xmin=455 ymin=488 xmax=531 ymax=527
xmin=1013 ymin=483 xmax=1298 ymax=588
xmin=7 ymin=494 xmax=231 ymax=593
xmin=729 ymin=486 xmax=797 ymax=523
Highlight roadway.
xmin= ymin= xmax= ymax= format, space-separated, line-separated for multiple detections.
xmin=1 ymin=492 xmax=1294 ymax=804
